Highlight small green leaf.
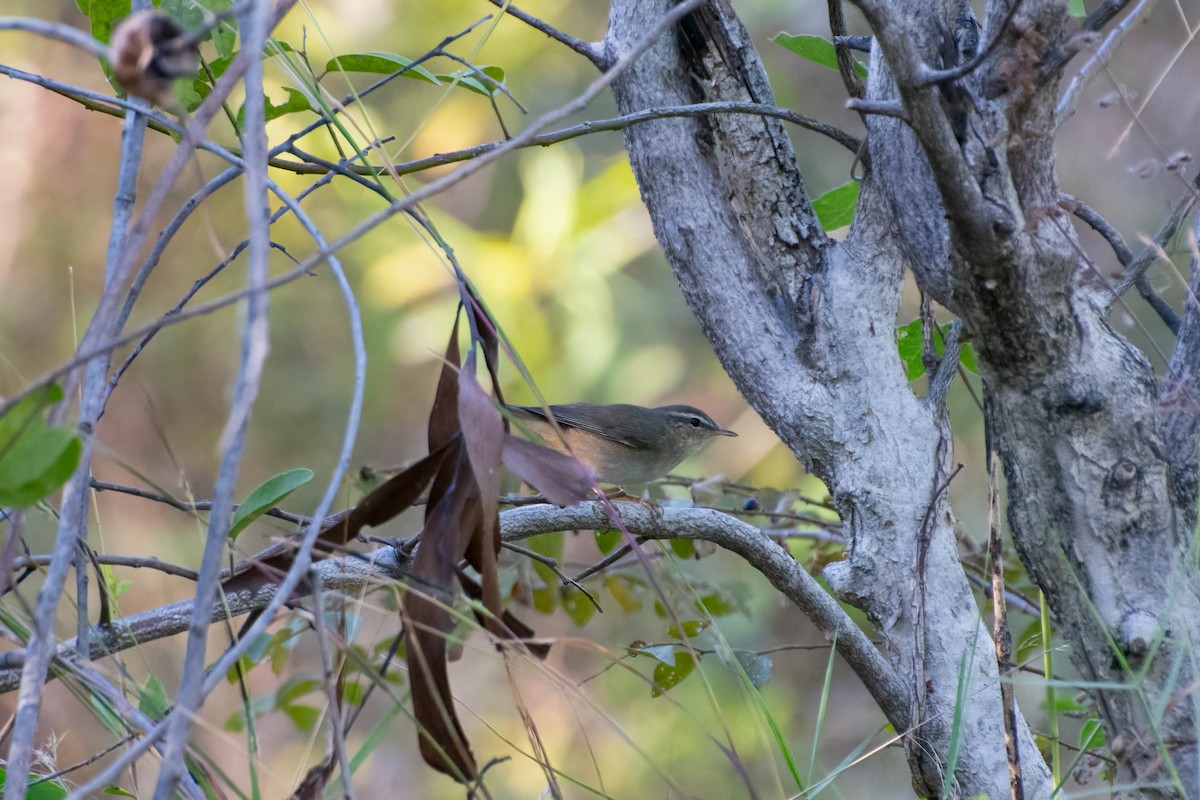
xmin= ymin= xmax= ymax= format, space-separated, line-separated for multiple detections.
xmin=959 ymin=341 xmax=979 ymax=374
xmin=103 ymin=788 xmax=136 ymax=797
xmin=283 ymin=703 xmax=320 ymax=732
xmin=275 ymin=677 xmax=321 ymax=707
xmin=1080 ymin=717 xmax=1106 ymax=749
xmin=238 ymin=87 xmax=313 ymax=125
xmin=229 ymin=467 xmax=313 ymax=540
xmin=773 ymin=33 xmax=868 ymax=78
xmin=561 ymin=586 xmax=596 ymax=626
xmin=1068 ymin=0 xmax=1086 ymax=17
xmin=0 ymin=384 xmax=81 ymax=508
xmin=324 ymin=52 xmax=440 ymax=85
xmin=897 ymin=319 xmax=977 ymax=381
xmin=343 ymin=681 xmax=365 ymax=706
xmin=439 ymin=65 xmax=506 ymax=96
xmin=526 ymin=531 xmax=564 ymax=586
xmin=77 ymin=0 xmax=132 ymax=44
xmin=137 ymin=675 xmax=169 ymax=721
xmin=594 ymin=529 xmax=620 ymax=554
xmin=669 ymin=538 xmax=695 ymax=559
xmin=652 ymin=652 xmax=697 ymax=696
xmin=812 ymin=180 xmax=860 ymax=230
xmin=897 ymin=319 xmax=927 ymax=380
xmin=532 ymin=584 xmax=557 ymax=614
xmin=604 ymin=575 xmax=642 ymax=613
xmin=695 ymin=591 xmax=738 ymax=617
xmin=159 ymin=0 xmax=206 ymax=31
xmin=667 ymin=620 xmax=709 ymax=639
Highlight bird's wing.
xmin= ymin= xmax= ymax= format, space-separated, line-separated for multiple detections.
xmin=509 ymin=404 xmax=653 ymax=449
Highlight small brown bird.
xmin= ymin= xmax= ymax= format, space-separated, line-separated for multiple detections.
xmin=108 ymin=10 xmax=200 ymax=107
xmin=507 ymin=403 xmax=736 ymax=485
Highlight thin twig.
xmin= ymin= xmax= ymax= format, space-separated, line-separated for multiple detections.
xmin=483 ymin=0 xmax=604 ymax=67
xmin=501 ymin=542 xmax=601 ymax=611
xmin=153 ymin=0 xmax=275 ymax=792
xmin=1055 ymin=0 xmax=1156 ymax=125
xmin=310 ymin=577 xmax=356 ymax=800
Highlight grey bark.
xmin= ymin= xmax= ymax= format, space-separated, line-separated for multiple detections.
xmin=605 ymin=0 xmax=1200 ymax=796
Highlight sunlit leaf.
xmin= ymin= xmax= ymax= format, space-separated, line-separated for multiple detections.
xmin=773 ymin=33 xmax=867 ymax=78
xmin=228 ymin=467 xmax=313 ymax=540
xmin=324 ymin=52 xmax=440 ymax=85
xmin=812 ymin=180 xmax=860 ymax=230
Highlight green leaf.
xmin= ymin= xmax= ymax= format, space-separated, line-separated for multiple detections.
xmin=561 ymin=586 xmax=596 ymax=626
xmin=237 ymin=87 xmax=313 ymax=126
xmin=812 ymin=180 xmax=860 ymax=230
xmin=343 ymin=680 xmax=365 ymax=706
xmin=594 ymin=529 xmax=620 ymax=554
xmin=532 ymin=584 xmax=557 ymax=614
xmin=159 ymin=0 xmax=206 ymax=31
xmin=773 ymin=33 xmax=867 ymax=78
xmin=652 ymin=652 xmax=697 ymax=696
xmin=1068 ymin=0 xmax=1086 ymax=16
xmin=0 ymin=384 xmax=81 ymax=508
xmin=667 ymin=620 xmax=709 ymax=639
xmin=76 ymin=0 xmax=131 ymax=44
xmin=324 ymin=52 xmax=440 ymax=85
xmin=283 ymin=703 xmax=320 ymax=732
xmin=439 ymin=65 xmax=507 ymax=97
xmin=959 ymin=341 xmax=979 ymax=374
xmin=669 ymin=538 xmax=695 ymax=559
xmin=229 ymin=467 xmax=313 ymax=540
xmin=896 ymin=319 xmax=927 ymax=380
xmin=1080 ymin=716 xmax=1106 ymax=749
xmin=103 ymin=788 xmax=136 ymax=797
xmin=896 ymin=319 xmax=978 ymax=381
xmin=137 ymin=675 xmax=169 ymax=721
xmin=604 ymin=574 xmax=642 ymax=613
xmin=275 ymin=677 xmax=321 ymax=707
xmin=695 ymin=590 xmax=738 ymax=617
xmin=526 ymin=531 xmax=564 ymax=587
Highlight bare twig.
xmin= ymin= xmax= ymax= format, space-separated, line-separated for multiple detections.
xmin=153 ymin=1 xmax=275 ymax=792
xmin=483 ymin=0 xmax=604 ymax=68
xmin=1055 ymin=0 xmax=1157 ymax=125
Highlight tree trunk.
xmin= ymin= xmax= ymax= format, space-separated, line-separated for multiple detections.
xmin=606 ymin=0 xmax=1200 ymax=795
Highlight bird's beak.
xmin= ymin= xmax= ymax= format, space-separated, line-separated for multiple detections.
xmin=714 ymin=427 xmax=737 ymax=437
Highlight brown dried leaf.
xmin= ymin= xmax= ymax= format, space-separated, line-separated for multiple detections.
xmin=428 ymin=315 xmax=462 ymax=452
xmin=405 ymin=449 xmax=480 ymax=780
xmin=501 ymin=434 xmax=593 ymax=506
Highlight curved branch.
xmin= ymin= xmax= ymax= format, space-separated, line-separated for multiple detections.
xmin=0 ymin=505 xmax=909 ymax=731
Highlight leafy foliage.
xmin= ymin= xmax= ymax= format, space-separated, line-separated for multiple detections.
xmin=0 ymin=384 xmax=81 ymax=508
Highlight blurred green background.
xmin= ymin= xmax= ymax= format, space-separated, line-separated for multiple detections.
xmin=0 ymin=0 xmax=1197 ymax=796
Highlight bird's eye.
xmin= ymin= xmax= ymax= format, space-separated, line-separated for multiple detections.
xmin=690 ymin=417 xmax=702 ymax=428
